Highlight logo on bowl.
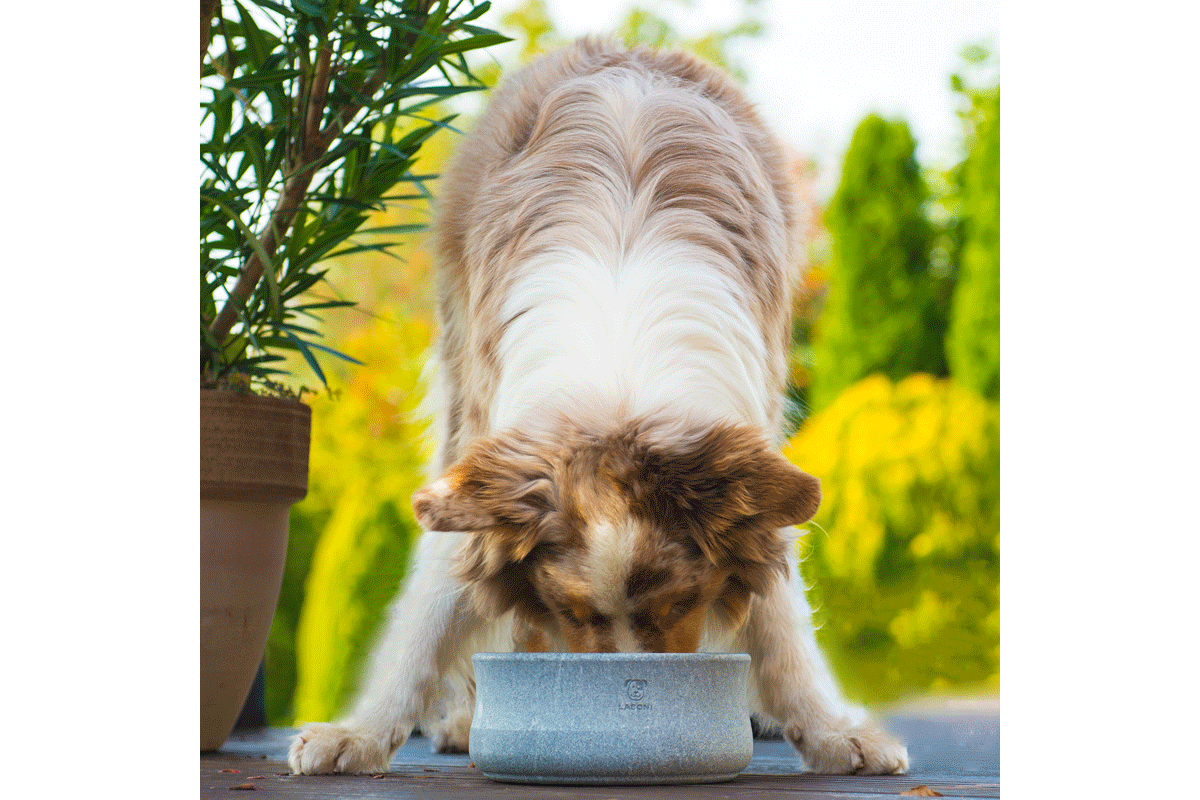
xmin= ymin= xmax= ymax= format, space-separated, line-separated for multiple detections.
xmin=621 ymin=679 xmax=651 ymax=710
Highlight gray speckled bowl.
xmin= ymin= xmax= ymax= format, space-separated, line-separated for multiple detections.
xmin=469 ymin=652 xmax=753 ymax=785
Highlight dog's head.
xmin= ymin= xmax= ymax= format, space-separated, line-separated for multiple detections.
xmin=412 ymin=416 xmax=820 ymax=653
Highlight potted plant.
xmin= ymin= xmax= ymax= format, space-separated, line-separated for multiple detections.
xmin=200 ymin=0 xmax=506 ymax=750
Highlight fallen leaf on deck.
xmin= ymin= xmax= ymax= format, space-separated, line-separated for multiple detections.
xmin=247 ymin=776 xmax=265 ymax=780
xmin=219 ymin=769 xmax=240 ymax=773
xmin=371 ymin=774 xmax=386 ymax=779
xmin=229 ymin=784 xmax=259 ymax=790
xmin=900 ymin=786 xmax=944 ymax=797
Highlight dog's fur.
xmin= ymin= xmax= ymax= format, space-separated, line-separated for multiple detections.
xmin=289 ymin=39 xmax=908 ymax=776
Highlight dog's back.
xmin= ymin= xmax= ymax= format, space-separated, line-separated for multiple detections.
xmin=430 ymin=39 xmax=800 ymax=470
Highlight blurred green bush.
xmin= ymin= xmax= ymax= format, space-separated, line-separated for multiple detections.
xmin=946 ymin=77 xmax=1000 ymax=401
xmin=266 ymin=314 xmax=433 ymax=725
xmin=808 ymin=115 xmax=951 ymax=414
xmin=783 ymin=373 xmax=999 ymax=704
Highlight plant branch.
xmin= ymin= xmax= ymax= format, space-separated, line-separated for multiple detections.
xmin=315 ymin=0 xmax=435 ymax=153
xmin=207 ymin=0 xmax=437 ymax=350
xmin=305 ymin=44 xmax=333 ymax=158
xmin=210 ymin=35 xmax=337 ymax=348
xmin=207 ymin=178 xmax=309 ymax=347
xmin=201 ymin=0 xmax=219 ymax=72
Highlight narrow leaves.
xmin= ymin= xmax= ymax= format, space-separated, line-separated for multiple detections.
xmin=201 ymin=0 xmax=506 ymax=389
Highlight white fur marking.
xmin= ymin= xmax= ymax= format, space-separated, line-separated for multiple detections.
xmin=584 ymin=518 xmax=639 ymax=616
xmin=494 ymin=243 xmax=771 ymax=431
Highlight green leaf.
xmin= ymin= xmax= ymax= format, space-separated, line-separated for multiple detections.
xmin=436 ymin=32 xmax=512 ymax=57
xmin=202 ymin=190 xmax=283 ymax=319
xmin=360 ymin=223 xmax=425 ymax=236
xmin=277 ymin=320 xmax=323 ymax=337
xmin=291 ymin=336 xmax=365 ymax=366
xmin=325 ymin=242 xmax=407 ymax=261
xmin=281 ymin=331 xmax=328 ymax=386
xmin=278 ymin=268 xmax=328 ymax=301
xmin=226 ymin=69 xmax=302 ymax=90
xmin=459 ymin=1 xmax=494 ymax=24
xmin=253 ymin=0 xmax=290 ymax=15
xmin=292 ymin=0 xmax=327 ymax=21
xmin=305 ymin=195 xmax=382 ymax=211
xmin=239 ymin=126 xmax=271 ymax=197
xmin=294 ymin=300 xmax=357 ymax=311
xmin=233 ymin=1 xmax=269 ymax=67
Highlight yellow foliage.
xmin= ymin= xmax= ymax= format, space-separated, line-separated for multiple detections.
xmin=888 ymin=589 xmax=955 ymax=650
xmin=783 ymin=373 xmax=999 ymax=703
xmin=288 ymin=313 xmax=433 ymax=723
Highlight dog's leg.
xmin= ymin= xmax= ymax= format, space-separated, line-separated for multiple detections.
xmin=425 ymin=657 xmax=477 ymax=754
xmin=742 ymin=568 xmax=909 ymax=775
xmin=427 ymin=684 xmax=474 ymax=754
xmin=288 ymin=534 xmax=480 ymax=774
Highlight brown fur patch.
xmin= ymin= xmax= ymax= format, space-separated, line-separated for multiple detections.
xmin=623 ymin=418 xmax=820 ymax=587
xmin=418 ymin=413 xmax=819 ymax=652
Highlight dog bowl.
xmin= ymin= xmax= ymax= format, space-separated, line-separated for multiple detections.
xmin=469 ymin=652 xmax=753 ymax=784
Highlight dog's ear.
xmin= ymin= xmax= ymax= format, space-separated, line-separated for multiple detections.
xmin=413 ymin=432 xmax=556 ymax=538
xmin=413 ymin=431 xmax=562 ymax=618
xmin=412 ymin=474 xmax=501 ymax=532
xmin=738 ymin=449 xmax=822 ymax=530
xmin=636 ymin=422 xmax=821 ymax=582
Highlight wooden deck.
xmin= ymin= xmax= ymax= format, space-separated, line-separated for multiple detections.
xmin=201 ymin=698 xmax=998 ymax=798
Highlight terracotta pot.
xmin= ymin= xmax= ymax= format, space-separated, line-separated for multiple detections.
xmin=201 ymin=389 xmax=310 ymax=751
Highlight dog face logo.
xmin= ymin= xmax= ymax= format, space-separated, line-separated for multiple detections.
xmin=624 ymin=679 xmax=648 ymax=701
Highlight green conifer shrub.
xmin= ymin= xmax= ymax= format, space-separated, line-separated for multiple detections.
xmin=809 ymin=116 xmax=949 ymax=413
xmin=946 ymin=84 xmax=1000 ymax=401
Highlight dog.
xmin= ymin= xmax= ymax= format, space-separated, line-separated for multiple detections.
xmin=289 ymin=38 xmax=908 ymax=776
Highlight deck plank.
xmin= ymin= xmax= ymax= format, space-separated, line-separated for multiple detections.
xmin=202 ymin=702 xmax=998 ymax=798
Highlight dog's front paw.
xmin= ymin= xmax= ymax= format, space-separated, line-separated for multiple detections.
xmin=288 ymin=723 xmax=391 ymax=775
xmin=429 ymin=709 xmax=472 ymax=754
xmin=786 ymin=720 xmax=909 ymax=775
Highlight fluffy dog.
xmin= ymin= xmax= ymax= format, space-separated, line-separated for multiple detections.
xmin=289 ymin=38 xmax=908 ymax=776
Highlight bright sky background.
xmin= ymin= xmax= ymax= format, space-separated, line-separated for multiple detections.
xmin=481 ymin=0 xmax=1000 ymax=196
